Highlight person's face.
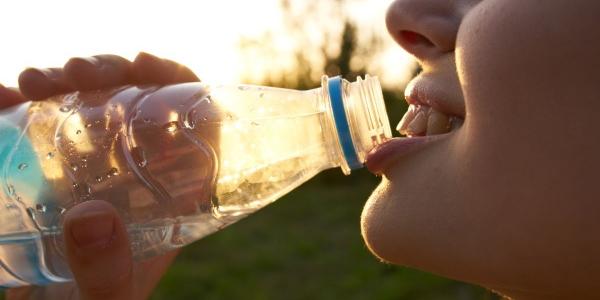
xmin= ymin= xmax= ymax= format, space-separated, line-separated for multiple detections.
xmin=361 ymin=0 xmax=600 ymax=298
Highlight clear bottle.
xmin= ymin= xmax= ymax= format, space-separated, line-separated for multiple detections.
xmin=0 ymin=75 xmax=391 ymax=287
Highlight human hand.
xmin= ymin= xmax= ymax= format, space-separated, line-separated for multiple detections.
xmin=3 ymin=52 xmax=199 ymax=299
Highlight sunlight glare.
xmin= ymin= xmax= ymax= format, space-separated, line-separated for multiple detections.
xmin=0 ymin=0 xmax=413 ymax=89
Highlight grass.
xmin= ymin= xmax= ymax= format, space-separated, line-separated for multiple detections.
xmin=150 ymin=169 xmax=499 ymax=300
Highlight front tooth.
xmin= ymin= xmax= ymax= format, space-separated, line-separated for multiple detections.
xmin=406 ymin=106 xmax=429 ymax=136
xmin=397 ymin=104 xmax=419 ymax=134
xmin=426 ymin=109 xmax=450 ymax=135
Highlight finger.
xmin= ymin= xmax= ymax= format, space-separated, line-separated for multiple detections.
xmin=18 ymin=68 xmax=73 ymax=100
xmin=132 ymin=52 xmax=200 ymax=84
xmin=64 ymin=54 xmax=133 ymax=91
xmin=63 ymin=200 xmax=133 ymax=300
xmin=0 ymin=85 xmax=27 ymax=108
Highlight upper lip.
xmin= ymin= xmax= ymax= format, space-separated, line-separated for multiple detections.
xmin=404 ymin=72 xmax=465 ymax=119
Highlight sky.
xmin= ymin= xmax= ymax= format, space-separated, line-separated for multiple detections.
xmin=0 ymin=0 xmax=413 ymax=89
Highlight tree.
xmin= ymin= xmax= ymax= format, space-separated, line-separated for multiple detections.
xmin=238 ymin=0 xmax=385 ymax=89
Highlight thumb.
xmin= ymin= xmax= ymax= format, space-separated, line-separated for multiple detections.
xmin=63 ymin=200 xmax=134 ymax=300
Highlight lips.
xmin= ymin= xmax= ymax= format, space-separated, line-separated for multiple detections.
xmin=365 ymin=135 xmax=438 ymax=174
xmin=365 ymin=72 xmax=465 ymax=174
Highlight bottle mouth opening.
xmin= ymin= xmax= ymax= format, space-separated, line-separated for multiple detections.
xmin=353 ymin=75 xmax=393 ymax=148
xmin=324 ymin=75 xmax=392 ymax=174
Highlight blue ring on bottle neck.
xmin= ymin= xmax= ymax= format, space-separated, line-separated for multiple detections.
xmin=328 ymin=76 xmax=362 ymax=170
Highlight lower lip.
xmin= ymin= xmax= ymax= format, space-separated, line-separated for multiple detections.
xmin=365 ymin=135 xmax=445 ymax=174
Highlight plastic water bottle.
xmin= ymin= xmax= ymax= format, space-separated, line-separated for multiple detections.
xmin=0 ymin=75 xmax=391 ymax=286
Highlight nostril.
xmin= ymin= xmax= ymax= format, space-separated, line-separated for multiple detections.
xmin=399 ymin=30 xmax=435 ymax=48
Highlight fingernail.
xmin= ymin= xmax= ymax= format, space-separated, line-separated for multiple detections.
xmin=70 ymin=210 xmax=115 ymax=249
xmin=18 ymin=68 xmax=57 ymax=100
xmin=137 ymin=51 xmax=159 ymax=59
xmin=20 ymin=68 xmax=49 ymax=83
xmin=67 ymin=56 xmax=101 ymax=71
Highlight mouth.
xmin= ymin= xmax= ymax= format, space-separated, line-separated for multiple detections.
xmin=365 ymin=73 xmax=465 ymax=174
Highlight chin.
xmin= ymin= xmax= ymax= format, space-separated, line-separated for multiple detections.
xmin=360 ymin=179 xmax=404 ymax=265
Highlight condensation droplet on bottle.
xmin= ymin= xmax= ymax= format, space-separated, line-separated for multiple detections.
xmin=35 ymin=204 xmax=47 ymax=213
xmin=108 ymin=167 xmax=119 ymax=177
xmin=73 ymin=182 xmax=92 ymax=200
xmin=59 ymin=106 xmax=71 ymax=113
xmin=259 ymin=93 xmax=265 ymax=98
xmin=70 ymin=163 xmax=79 ymax=172
xmin=138 ymin=158 xmax=147 ymax=168
xmin=132 ymin=147 xmax=148 ymax=168
xmin=164 ymin=122 xmax=179 ymax=133
xmin=7 ymin=184 xmax=15 ymax=196
xmin=251 ymin=121 xmax=259 ymax=126
xmin=238 ymin=85 xmax=250 ymax=91
xmin=183 ymin=117 xmax=196 ymax=130
xmin=211 ymin=195 xmax=220 ymax=209
xmin=143 ymin=118 xmax=151 ymax=124
xmin=85 ymin=123 xmax=92 ymax=128
xmin=17 ymin=163 xmax=28 ymax=170
xmin=58 ymin=207 xmax=67 ymax=214
xmin=206 ymin=95 xmax=213 ymax=104
xmin=26 ymin=207 xmax=36 ymax=219
xmin=95 ymin=175 xmax=103 ymax=182
xmin=76 ymin=129 xmax=82 ymax=135
xmin=46 ymin=152 xmax=54 ymax=159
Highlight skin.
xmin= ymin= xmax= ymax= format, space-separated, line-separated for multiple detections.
xmin=2 ymin=52 xmax=199 ymax=300
xmin=361 ymin=0 xmax=600 ymax=299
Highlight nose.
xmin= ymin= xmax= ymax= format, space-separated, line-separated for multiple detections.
xmin=386 ymin=0 xmax=465 ymax=61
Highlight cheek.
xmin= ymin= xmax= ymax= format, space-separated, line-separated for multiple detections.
xmin=451 ymin=0 xmax=600 ymax=293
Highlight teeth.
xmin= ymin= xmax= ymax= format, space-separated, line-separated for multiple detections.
xmin=396 ymin=104 xmax=418 ymax=134
xmin=406 ymin=106 xmax=429 ymax=136
xmin=426 ymin=109 xmax=450 ymax=135
xmin=396 ymin=105 xmax=462 ymax=137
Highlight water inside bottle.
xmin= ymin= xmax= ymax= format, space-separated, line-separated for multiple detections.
xmin=0 ymin=83 xmax=333 ymax=286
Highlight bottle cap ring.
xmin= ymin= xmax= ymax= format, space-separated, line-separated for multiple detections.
xmin=328 ymin=76 xmax=362 ymax=170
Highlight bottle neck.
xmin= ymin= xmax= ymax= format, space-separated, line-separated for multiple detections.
xmin=319 ymin=75 xmax=392 ymax=175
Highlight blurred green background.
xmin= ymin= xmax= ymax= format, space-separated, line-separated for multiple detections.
xmin=152 ymin=168 xmax=498 ymax=300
